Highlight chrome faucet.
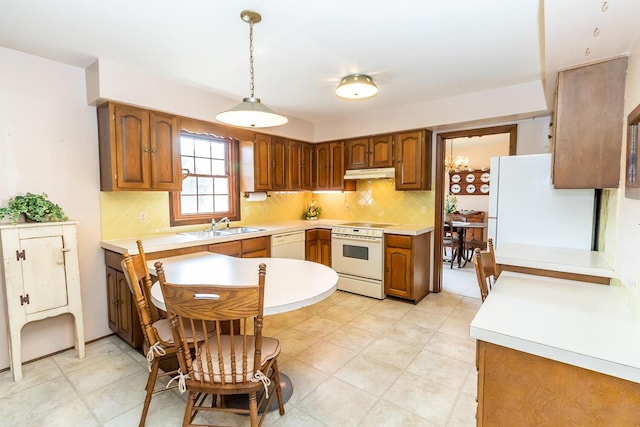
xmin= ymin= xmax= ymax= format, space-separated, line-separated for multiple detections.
xmin=211 ymin=217 xmax=230 ymax=231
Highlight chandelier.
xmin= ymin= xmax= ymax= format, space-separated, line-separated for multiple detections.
xmin=445 ymin=139 xmax=469 ymax=172
xmin=216 ymin=10 xmax=288 ymax=128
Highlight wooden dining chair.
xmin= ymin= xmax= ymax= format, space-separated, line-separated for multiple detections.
xmin=156 ymin=261 xmax=285 ymax=427
xmin=472 ymin=240 xmax=499 ymax=302
xmin=121 ymin=240 xmax=205 ymax=427
xmin=443 ymin=219 xmax=460 ymax=268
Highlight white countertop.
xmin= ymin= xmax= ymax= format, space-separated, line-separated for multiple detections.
xmin=100 ymin=219 xmax=434 ymax=254
xmin=148 ymin=252 xmax=339 ymax=315
xmin=470 ymin=271 xmax=640 ymax=383
xmin=496 ymin=243 xmax=614 ymax=278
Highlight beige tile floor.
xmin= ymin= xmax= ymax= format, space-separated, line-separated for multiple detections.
xmin=0 ymin=272 xmax=481 ymax=427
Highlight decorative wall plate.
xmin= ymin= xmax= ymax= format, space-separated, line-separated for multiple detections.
xmin=451 ymin=174 xmax=461 ymax=183
xmin=465 ymin=174 xmax=475 ymax=183
xmin=466 ymin=184 xmax=476 ymax=193
xmin=451 ymin=184 xmax=461 ymax=193
xmin=480 ymin=172 xmax=491 ymax=183
xmin=480 ymin=184 xmax=490 ymax=193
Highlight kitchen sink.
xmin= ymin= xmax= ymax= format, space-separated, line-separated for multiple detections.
xmin=180 ymin=227 xmax=265 ymax=239
xmin=217 ymin=227 xmax=265 ymax=235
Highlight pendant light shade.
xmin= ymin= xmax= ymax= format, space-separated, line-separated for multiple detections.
xmin=336 ymin=74 xmax=378 ymax=99
xmin=216 ymin=10 xmax=287 ymax=128
xmin=216 ymin=97 xmax=288 ymax=128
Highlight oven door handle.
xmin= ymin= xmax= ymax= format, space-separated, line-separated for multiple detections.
xmin=332 ymin=234 xmax=381 ymax=244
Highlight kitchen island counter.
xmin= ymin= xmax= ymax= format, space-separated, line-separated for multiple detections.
xmin=495 ymin=243 xmax=614 ymax=283
xmin=470 ymin=271 xmax=640 ymax=424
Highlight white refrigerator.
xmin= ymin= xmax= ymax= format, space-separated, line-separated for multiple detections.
xmin=487 ymin=153 xmax=595 ymax=250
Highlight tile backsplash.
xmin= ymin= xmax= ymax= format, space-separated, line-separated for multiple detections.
xmin=100 ymin=180 xmax=434 ymax=240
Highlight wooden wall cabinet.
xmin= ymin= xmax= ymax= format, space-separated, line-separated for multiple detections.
xmin=244 ymin=134 xmax=286 ymax=191
xmin=305 ymin=229 xmax=331 ymax=267
xmin=552 ymin=57 xmax=628 ymax=189
xmin=345 ymin=135 xmax=394 ymax=169
xmin=97 ymin=102 xmax=182 ymax=191
xmin=384 ymin=232 xmax=430 ymax=303
xmin=394 ymin=130 xmax=432 ymax=190
xmin=314 ymin=142 xmax=355 ymax=191
xmin=476 ymin=340 xmax=640 ymax=425
xmin=1 ymin=222 xmax=85 ymax=381
xmin=287 ymin=140 xmax=314 ymax=191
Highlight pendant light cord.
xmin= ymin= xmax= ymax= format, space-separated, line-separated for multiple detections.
xmin=248 ymin=18 xmax=255 ymax=98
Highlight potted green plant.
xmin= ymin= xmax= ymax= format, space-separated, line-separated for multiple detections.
xmin=302 ymin=200 xmax=321 ymax=220
xmin=444 ymin=194 xmax=458 ymax=220
xmin=0 ymin=193 xmax=68 ymax=224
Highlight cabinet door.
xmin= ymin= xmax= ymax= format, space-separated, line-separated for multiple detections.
xmin=254 ymin=134 xmax=272 ymax=190
xmin=20 ymin=235 xmax=68 ymax=314
xmin=287 ymin=139 xmax=302 ymax=191
xmin=317 ymin=229 xmax=332 ymax=267
xmin=384 ymin=244 xmax=413 ymax=299
xmin=395 ymin=130 xmax=431 ymax=190
xmin=305 ymin=229 xmax=319 ymax=262
xmin=106 ymin=266 xmax=119 ymax=332
xmin=114 ymin=104 xmax=151 ymax=189
xmin=345 ymin=138 xmax=370 ymax=170
xmin=329 ymin=142 xmax=346 ymax=190
xmin=209 ymin=241 xmax=242 ymax=257
xmin=116 ymin=269 xmax=136 ymax=345
xmin=370 ymin=134 xmax=394 ymax=168
xmin=301 ymin=142 xmax=314 ymax=190
xmin=553 ymin=57 xmax=627 ymax=189
xmin=271 ymin=136 xmax=288 ymax=191
xmin=150 ymin=112 xmax=182 ymax=191
xmin=315 ymin=143 xmax=330 ymax=190
xmin=241 ymin=236 xmax=271 ymax=258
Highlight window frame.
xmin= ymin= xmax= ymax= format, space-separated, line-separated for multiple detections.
xmin=169 ymin=121 xmax=241 ymax=227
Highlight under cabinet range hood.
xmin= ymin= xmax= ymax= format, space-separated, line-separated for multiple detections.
xmin=344 ymin=167 xmax=395 ymax=180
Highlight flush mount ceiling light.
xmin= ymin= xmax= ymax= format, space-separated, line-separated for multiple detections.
xmin=335 ymin=74 xmax=378 ymax=99
xmin=216 ymin=10 xmax=287 ymax=128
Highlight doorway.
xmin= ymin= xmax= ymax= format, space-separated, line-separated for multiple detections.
xmin=433 ymin=125 xmax=517 ymax=293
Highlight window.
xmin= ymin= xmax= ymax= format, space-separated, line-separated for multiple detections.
xmin=170 ymin=131 xmax=240 ymax=226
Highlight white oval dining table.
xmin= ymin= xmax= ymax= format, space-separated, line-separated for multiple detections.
xmin=147 ymin=251 xmax=339 ymax=412
xmin=148 ymin=251 xmax=339 ymax=316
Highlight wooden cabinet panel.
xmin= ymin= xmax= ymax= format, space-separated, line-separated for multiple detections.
xmin=253 ymin=134 xmax=272 ymax=190
xmin=104 ymin=250 xmax=142 ymax=349
xmin=241 ymin=236 xmax=271 ymax=258
xmin=553 ymin=57 xmax=627 ymax=189
xmin=394 ymin=130 xmax=432 ymax=190
xmin=345 ymin=138 xmax=369 ymax=169
xmin=314 ymin=143 xmax=330 ymax=189
xmin=97 ymin=102 xmax=181 ymax=191
xmin=209 ymin=241 xmax=241 ymax=257
xmin=305 ymin=229 xmax=331 ymax=267
xmin=476 ymin=341 xmax=640 ymax=426
xmin=150 ymin=112 xmax=182 ymax=190
xmin=271 ymin=136 xmax=287 ymax=191
xmin=384 ymin=232 xmax=430 ymax=302
xmin=345 ymin=135 xmax=394 ymax=170
xmin=301 ymin=142 xmax=314 ymax=190
xmin=329 ymin=142 xmax=346 ymax=190
xmin=287 ymin=139 xmax=302 ymax=191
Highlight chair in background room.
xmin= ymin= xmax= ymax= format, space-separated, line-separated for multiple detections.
xmin=121 ymin=240 xmax=204 ymax=427
xmin=156 ymin=261 xmax=285 ymax=427
xmin=472 ymin=239 xmax=500 ymax=302
xmin=443 ymin=219 xmax=460 ymax=268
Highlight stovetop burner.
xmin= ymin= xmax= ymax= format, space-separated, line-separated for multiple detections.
xmin=339 ymin=222 xmax=395 ymax=228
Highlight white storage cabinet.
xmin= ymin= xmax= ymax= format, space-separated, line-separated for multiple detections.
xmin=0 ymin=221 xmax=85 ymax=381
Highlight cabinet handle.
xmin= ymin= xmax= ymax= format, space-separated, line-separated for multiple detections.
xmin=144 ymin=147 xmax=150 ymax=153
xmin=61 ymin=248 xmax=71 ymax=252
xmin=112 ymin=299 xmax=119 ymax=306
xmin=20 ymin=294 xmax=30 ymax=306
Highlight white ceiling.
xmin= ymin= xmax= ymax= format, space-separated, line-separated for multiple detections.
xmin=0 ymin=0 xmax=638 ymax=125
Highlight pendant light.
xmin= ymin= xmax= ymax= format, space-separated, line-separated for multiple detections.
xmin=216 ymin=10 xmax=288 ymax=128
xmin=335 ymin=74 xmax=378 ymax=99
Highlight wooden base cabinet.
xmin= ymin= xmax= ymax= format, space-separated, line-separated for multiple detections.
xmin=0 ymin=222 xmax=85 ymax=381
xmin=384 ymin=232 xmax=430 ymax=303
xmin=476 ymin=341 xmax=640 ymax=426
xmin=305 ymin=229 xmax=331 ymax=267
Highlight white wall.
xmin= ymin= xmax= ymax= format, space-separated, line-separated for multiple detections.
xmin=609 ymin=40 xmax=640 ymax=299
xmin=0 ymin=46 xmax=107 ymax=370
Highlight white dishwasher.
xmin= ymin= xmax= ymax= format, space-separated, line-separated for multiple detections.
xmin=271 ymin=231 xmax=306 ymax=260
